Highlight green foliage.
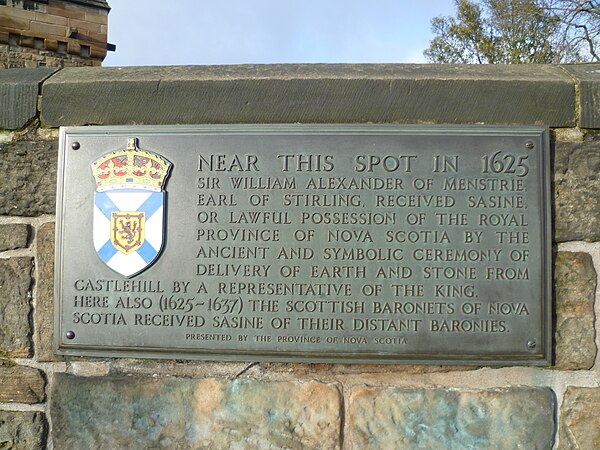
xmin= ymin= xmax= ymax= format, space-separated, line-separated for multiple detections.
xmin=0 ymin=351 xmax=16 ymax=367
xmin=425 ymin=0 xmax=599 ymax=63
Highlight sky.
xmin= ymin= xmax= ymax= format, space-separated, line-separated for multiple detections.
xmin=103 ymin=0 xmax=456 ymax=67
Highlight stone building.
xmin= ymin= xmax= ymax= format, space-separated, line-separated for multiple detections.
xmin=0 ymin=0 xmax=112 ymax=68
xmin=1 ymin=64 xmax=600 ymax=448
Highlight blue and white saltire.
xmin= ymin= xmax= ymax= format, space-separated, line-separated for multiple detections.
xmin=93 ymin=189 xmax=164 ymax=277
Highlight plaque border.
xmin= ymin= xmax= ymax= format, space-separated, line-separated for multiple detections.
xmin=54 ymin=124 xmax=552 ymax=366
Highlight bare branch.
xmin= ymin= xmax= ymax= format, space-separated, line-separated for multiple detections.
xmin=425 ymin=0 xmax=599 ymax=63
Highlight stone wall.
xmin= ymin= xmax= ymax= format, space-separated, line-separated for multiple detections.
xmin=0 ymin=42 xmax=100 ymax=68
xmin=1 ymin=64 xmax=599 ymax=449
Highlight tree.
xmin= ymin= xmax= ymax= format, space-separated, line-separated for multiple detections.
xmin=424 ymin=0 xmax=599 ymax=63
xmin=549 ymin=0 xmax=600 ymax=61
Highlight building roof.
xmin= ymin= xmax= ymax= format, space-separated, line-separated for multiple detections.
xmin=4 ymin=0 xmax=110 ymax=10
xmin=63 ymin=0 xmax=110 ymax=10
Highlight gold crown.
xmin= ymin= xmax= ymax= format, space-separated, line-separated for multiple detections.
xmin=91 ymin=138 xmax=171 ymax=192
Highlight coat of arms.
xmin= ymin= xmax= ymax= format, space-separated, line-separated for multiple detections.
xmin=91 ymin=138 xmax=172 ymax=277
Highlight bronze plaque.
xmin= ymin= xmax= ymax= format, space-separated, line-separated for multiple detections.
xmin=55 ymin=125 xmax=551 ymax=365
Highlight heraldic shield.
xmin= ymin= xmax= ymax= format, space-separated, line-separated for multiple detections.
xmin=91 ymin=138 xmax=172 ymax=277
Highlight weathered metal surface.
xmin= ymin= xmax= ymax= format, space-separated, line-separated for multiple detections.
xmin=54 ymin=125 xmax=551 ymax=365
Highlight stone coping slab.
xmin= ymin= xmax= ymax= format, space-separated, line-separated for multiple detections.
xmin=562 ymin=63 xmax=600 ymax=129
xmin=0 ymin=67 xmax=58 ymax=130
xmin=39 ymin=64 xmax=577 ymax=127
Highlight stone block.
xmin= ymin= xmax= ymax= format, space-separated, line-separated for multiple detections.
xmin=0 ymin=140 xmax=57 ymax=216
xmin=34 ymin=222 xmax=61 ymax=361
xmin=40 ymin=64 xmax=575 ymax=127
xmin=562 ymin=64 xmax=600 ymax=129
xmin=0 ymin=224 xmax=30 ymax=251
xmin=0 ymin=67 xmax=58 ymax=130
xmin=36 ymin=12 xmax=69 ymax=26
xmin=0 ymin=257 xmax=33 ymax=357
xmin=84 ymin=12 xmax=108 ymax=25
xmin=0 ymin=15 xmax=30 ymax=31
xmin=47 ymin=4 xmax=86 ymax=20
xmin=69 ymin=18 xmax=102 ymax=33
xmin=0 ymin=411 xmax=47 ymax=449
xmin=0 ymin=365 xmax=45 ymax=403
xmin=51 ymin=374 xmax=342 ymax=449
xmin=554 ymin=252 xmax=597 ymax=369
xmin=347 ymin=386 xmax=555 ymax=449
xmin=45 ymin=38 xmax=58 ymax=52
xmin=553 ymin=139 xmax=600 ymax=242
xmin=0 ymin=6 xmax=37 ymax=21
xmin=559 ymin=387 xmax=600 ymax=449
xmin=29 ymin=20 xmax=66 ymax=37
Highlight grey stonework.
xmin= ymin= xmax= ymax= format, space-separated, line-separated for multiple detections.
xmin=0 ymin=64 xmax=598 ymax=450
xmin=0 ymin=64 xmax=595 ymax=130
xmin=553 ymin=139 xmax=600 ymax=242
xmin=0 ymin=139 xmax=57 ymax=216
xmin=554 ymin=252 xmax=597 ymax=369
xmin=51 ymin=374 xmax=342 ymax=449
xmin=0 ymin=411 xmax=47 ymax=449
xmin=40 ymin=64 xmax=576 ymax=127
xmin=347 ymin=386 xmax=555 ymax=449
xmin=0 ymin=224 xmax=29 ymax=251
xmin=559 ymin=387 xmax=600 ymax=449
xmin=0 ymin=67 xmax=57 ymax=130
xmin=562 ymin=64 xmax=600 ymax=129
xmin=0 ymin=257 xmax=33 ymax=357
